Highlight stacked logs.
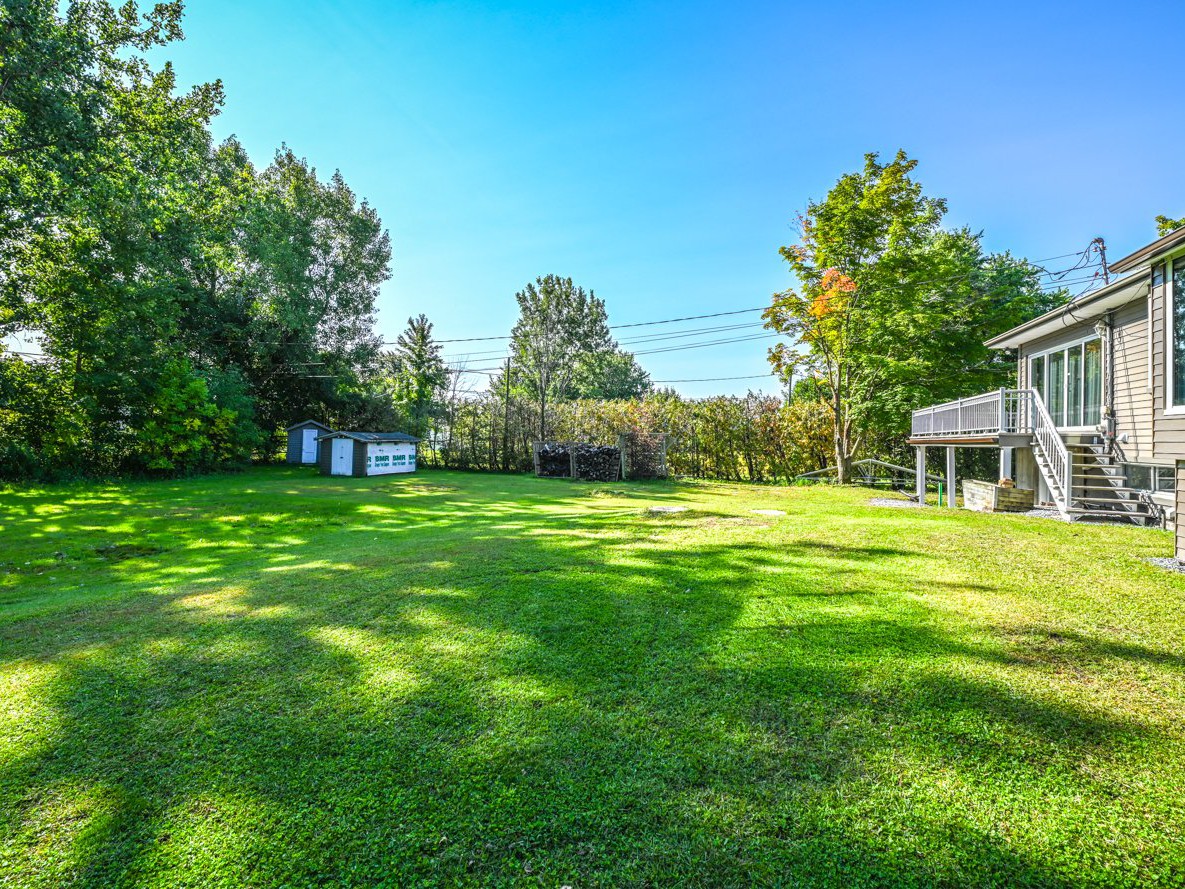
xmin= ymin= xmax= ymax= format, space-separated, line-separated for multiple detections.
xmin=536 ymin=443 xmax=573 ymax=477
xmin=572 ymin=444 xmax=621 ymax=481
xmin=534 ymin=442 xmax=622 ymax=481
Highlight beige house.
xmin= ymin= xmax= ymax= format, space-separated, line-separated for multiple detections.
xmin=910 ymin=226 xmax=1185 ymax=555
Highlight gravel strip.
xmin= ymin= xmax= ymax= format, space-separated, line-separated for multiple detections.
xmin=1020 ymin=508 xmax=1070 ymax=522
xmin=1148 ymin=557 xmax=1185 ymax=574
xmin=868 ymin=497 xmax=923 ymax=509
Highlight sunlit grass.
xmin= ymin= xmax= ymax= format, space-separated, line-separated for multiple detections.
xmin=0 ymin=467 xmax=1183 ymax=886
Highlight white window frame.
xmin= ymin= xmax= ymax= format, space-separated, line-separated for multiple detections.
xmin=1026 ymin=333 xmax=1103 ymax=431
xmin=1149 ymin=262 xmax=1162 ymax=393
xmin=1167 ymin=253 xmax=1185 ymax=415
xmin=1124 ymin=462 xmax=1176 ymax=493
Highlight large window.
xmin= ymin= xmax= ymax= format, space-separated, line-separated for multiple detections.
xmin=1031 ymin=354 xmax=1046 ymax=403
xmin=1084 ymin=338 xmax=1102 ymax=423
xmin=1067 ymin=344 xmax=1083 ymax=427
xmin=1048 ymin=349 xmax=1066 ymax=424
xmin=1029 ymin=337 xmax=1102 ymax=427
xmin=1174 ymin=258 xmax=1185 ymax=408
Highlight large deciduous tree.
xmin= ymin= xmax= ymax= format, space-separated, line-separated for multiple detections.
xmin=764 ymin=151 xmax=1060 ymax=482
xmin=0 ymin=1 xmax=394 ymax=477
xmin=507 ymin=275 xmax=613 ymax=440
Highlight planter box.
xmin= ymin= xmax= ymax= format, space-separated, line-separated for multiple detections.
xmin=962 ymin=479 xmax=1034 ymax=513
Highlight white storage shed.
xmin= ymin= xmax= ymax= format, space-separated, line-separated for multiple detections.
xmin=316 ymin=431 xmax=420 ymax=477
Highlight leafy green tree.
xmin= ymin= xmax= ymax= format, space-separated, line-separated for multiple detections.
xmin=385 ymin=314 xmax=448 ymax=438
xmin=0 ymin=2 xmax=394 ymax=477
xmin=507 ymin=275 xmax=614 ymax=439
xmin=764 ymin=151 xmax=1060 ymax=482
xmin=136 ymin=359 xmax=232 ymax=472
xmin=571 ymin=349 xmax=651 ymax=399
xmin=1156 ymin=215 xmax=1185 ymax=236
xmin=502 ymin=275 xmax=652 ymax=438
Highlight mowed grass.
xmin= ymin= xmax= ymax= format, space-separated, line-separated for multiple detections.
xmin=1 ymin=468 xmax=1184 ymax=888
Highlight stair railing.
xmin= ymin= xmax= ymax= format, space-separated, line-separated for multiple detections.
xmin=1027 ymin=390 xmax=1071 ymax=510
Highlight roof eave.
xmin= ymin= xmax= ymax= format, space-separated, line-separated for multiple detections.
xmin=984 ymin=275 xmax=1148 ymax=350
xmin=1109 ymin=224 xmax=1185 ymax=275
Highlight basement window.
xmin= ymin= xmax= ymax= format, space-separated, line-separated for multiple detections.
xmin=1127 ymin=465 xmax=1152 ymax=491
xmin=1156 ymin=466 xmax=1176 ymax=492
xmin=1124 ymin=464 xmax=1175 ymax=493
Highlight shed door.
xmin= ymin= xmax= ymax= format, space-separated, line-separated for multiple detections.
xmin=331 ymin=438 xmax=352 ymax=476
xmin=301 ymin=428 xmax=318 ymax=463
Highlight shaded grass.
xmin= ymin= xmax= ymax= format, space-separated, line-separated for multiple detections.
xmin=1 ymin=468 xmax=1183 ymax=887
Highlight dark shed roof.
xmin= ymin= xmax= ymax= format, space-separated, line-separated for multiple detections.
xmin=315 ymin=431 xmax=421 ymax=443
xmin=285 ymin=419 xmax=333 ymax=432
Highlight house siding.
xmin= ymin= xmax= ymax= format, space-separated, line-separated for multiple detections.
xmin=1111 ymin=301 xmax=1155 ymax=464
xmin=1149 ymin=262 xmax=1185 ymax=461
xmin=317 ymin=438 xmax=333 ymax=475
xmin=353 ymin=440 xmax=367 ymax=476
xmin=1017 ymin=319 xmax=1097 ymax=362
xmin=1177 ymin=461 xmax=1185 ymax=560
xmin=1013 ymin=305 xmax=1158 ymax=463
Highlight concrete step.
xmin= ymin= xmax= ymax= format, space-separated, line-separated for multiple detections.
xmin=1065 ymin=507 xmax=1150 ymax=521
xmin=1073 ymin=496 xmax=1151 ymax=509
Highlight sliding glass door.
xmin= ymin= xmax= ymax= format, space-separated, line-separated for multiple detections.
xmin=1084 ymin=339 xmax=1102 ymax=425
xmin=1029 ymin=337 xmax=1102 ymax=428
xmin=1047 ymin=349 xmax=1066 ymax=426
xmin=1030 ymin=354 xmax=1045 ymax=404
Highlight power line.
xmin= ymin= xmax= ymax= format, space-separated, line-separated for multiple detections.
xmin=444 ymin=331 xmax=783 ymax=373
xmin=611 ymin=306 xmax=766 ymax=330
xmin=426 ymin=307 xmax=770 ymax=345
xmin=440 ymin=320 xmax=768 ymax=361
xmin=632 ymin=332 xmax=780 ymax=357
xmin=653 ymin=373 xmax=777 ymax=383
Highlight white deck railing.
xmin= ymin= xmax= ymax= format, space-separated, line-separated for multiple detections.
xmin=910 ymin=388 xmax=1030 ymax=438
xmin=911 ymin=388 xmax=1072 ymax=510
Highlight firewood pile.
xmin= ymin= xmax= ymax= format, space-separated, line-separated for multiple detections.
xmin=534 ymin=442 xmax=622 ymax=480
xmin=572 ymin=444 xmax=621 ymax=481
xmin=535 ymin=443 xmax=573 ymax=478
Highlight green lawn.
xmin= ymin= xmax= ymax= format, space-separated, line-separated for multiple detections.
xmin=1 ymin=468 xmax=1183 ymax=887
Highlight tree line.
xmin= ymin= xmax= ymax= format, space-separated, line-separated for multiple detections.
xmin=0 ymin=1 xmax=394 ymax=478
xmin=419 ymin=389 xmax=832 ymax=482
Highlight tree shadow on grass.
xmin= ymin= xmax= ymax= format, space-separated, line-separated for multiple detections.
xmin=0 ymin=473 xmax=1181 ymax=886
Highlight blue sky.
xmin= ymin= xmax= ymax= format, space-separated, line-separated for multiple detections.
xmin=158 ymin=0 xmax=1185 ymax=396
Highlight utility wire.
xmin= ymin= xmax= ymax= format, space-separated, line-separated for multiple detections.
xmin=652 ymin=373 xmax=777 ymax=383
xmin=441 ymin=320 xmax=768 ymax=361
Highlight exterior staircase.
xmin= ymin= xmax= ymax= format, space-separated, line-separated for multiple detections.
xmin=1064 ymin=440 xmax=1158 ymax=525
xmin=911 ymin=388 xmax=1158 ymax=525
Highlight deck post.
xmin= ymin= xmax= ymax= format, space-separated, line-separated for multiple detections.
xmin=945 ymin=447 xmax=957 ymax=508
xmin=915 ymin=446 xmax=927 ymax=506
xmin=999 ymin=447 xmax=1013 ymax=480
